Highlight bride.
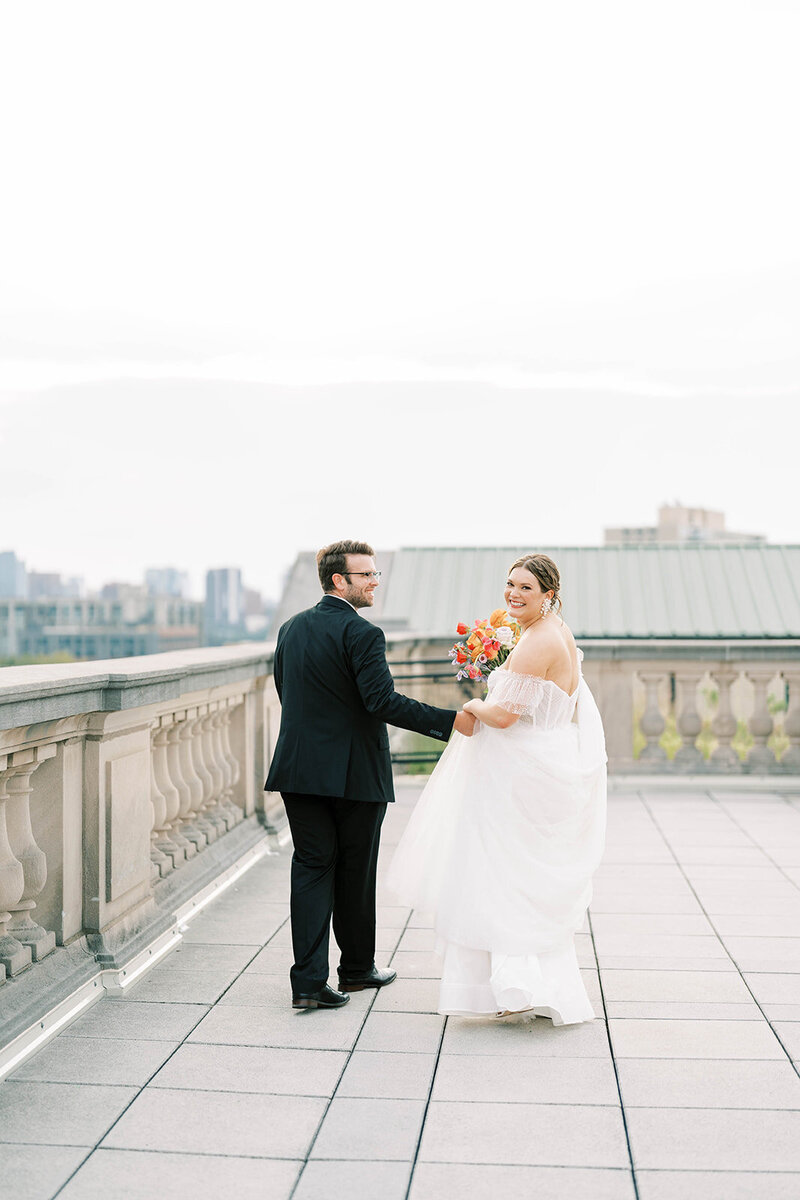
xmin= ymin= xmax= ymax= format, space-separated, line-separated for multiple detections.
xmin=387 ymin=554 xmax=607 ymax=1025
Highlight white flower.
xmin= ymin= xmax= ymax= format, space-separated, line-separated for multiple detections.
xmin=495 ymin=625 xmax=513 ymax=646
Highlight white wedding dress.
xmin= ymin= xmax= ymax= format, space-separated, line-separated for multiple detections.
xmin=387 ymin=653 xmax=607 ymax=1024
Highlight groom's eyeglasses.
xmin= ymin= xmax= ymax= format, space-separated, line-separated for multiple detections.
xmin=344 ymin=571 xmax=382 ymax=580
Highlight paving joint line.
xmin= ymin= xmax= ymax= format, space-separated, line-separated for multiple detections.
xmin=587 ymin=904 xmax=641 ymax=1200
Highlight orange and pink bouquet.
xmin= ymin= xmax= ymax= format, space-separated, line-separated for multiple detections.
xmin=449 ymin=608 xmax=521 ymax=682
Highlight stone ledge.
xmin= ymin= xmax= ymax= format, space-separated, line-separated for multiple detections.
xmin=0 ymin=643 xmax=276 ymax=731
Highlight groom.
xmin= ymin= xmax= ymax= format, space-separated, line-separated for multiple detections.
xmin=265 ymin=539 xmax=475 ymax=1009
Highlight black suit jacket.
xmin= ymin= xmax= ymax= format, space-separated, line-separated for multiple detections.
xmin=264 ymin=595 xmax=456 ymax=804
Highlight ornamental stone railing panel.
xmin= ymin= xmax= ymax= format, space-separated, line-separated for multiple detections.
xmin=383 ymin=636 xmax=800 ymax=775
xmin=0 ymin=645 xmax=282 ymax=1069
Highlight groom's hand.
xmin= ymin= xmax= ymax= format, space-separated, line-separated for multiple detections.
xmin=453 ymin=711 xmax=476 ymax=737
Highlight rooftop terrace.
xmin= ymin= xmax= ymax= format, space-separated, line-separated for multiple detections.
xmin=2 ymin=775 xmax=799 ymax=1199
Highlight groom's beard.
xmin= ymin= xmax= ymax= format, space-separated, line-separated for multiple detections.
xmin=343 ymin=585 xmax=374 ymax=609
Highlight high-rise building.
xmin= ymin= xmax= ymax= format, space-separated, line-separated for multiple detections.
xmin=0 ymin=551 xmax=27 ymax=598
xmin=205 ymin=568 xmax=244 ymax=644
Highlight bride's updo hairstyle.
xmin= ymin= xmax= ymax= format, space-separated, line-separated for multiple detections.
xmin=508 ymin=553 xmax=563 ymax=615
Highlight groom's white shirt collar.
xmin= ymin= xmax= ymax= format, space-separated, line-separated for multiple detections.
xmin=325 ymin=593 xmax=358 ymax=613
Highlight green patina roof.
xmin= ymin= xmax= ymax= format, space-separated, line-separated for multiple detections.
xmin=275 ymin=544 xmax=800 ymax=639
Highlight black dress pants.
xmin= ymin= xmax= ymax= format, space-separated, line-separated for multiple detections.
xmin=282 ymin=793 xmax=387 ymax=994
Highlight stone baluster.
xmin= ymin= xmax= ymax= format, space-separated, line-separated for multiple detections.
xmin=177 ymin=708 xmax=210 ymax=850
xmin=219 ymin=702 xmax=243 ymax=826
xmin=155 ymin=719 xmax=196 ymax=861
xmin=199 ymin=707 xmax=230 ymax=835
xmin=637 ymin=672 xmax=668 ymax=767
xmin=149 ymin=735 xmax=173 ymax=878
xmin=183 ymin=708 xmax=218 ymax=844
xmin=151 ymin=723 xmax=187 ymax=867
xmin=673 ymin=671 xmax=705 ymax=771
xmin=0 ymin=759 xmax=31 ymax=977
xmin=5 ymin=746 xmax=57 ymax=962
xmin=709 ymin=668 xmax=742 ymax=772
xmin=165 ymin=714 xmax=206 ymax=852
xmin=208 ymin=707 xmax=237 ymax=831
xmin=782 ymin=670 xmax=800 ymax=772
xmin=746 ymin=668 xmax=777 ymax=772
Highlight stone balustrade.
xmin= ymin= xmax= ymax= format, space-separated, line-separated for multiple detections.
xmin=0 ymin=645 xmax=283 ymax=1071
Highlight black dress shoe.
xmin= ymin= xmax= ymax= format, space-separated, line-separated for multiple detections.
xmin=338 ymin=966 xmax=397 ymax=992
xmin=292 ymin=984 xmax=350 ymax=1010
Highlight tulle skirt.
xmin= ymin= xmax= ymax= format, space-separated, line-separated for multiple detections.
xmin=387 ymin=683 xmax=607 ymax=1024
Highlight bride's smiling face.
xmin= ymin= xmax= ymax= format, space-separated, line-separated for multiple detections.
xmin=504 ymin=567 xmax=552 ymax=627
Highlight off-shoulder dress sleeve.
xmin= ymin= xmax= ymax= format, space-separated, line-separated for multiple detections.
xmin=488 ymin=671 xmax=544 ymax=716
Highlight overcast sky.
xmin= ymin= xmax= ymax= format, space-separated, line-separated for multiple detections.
xmin=1 ymin=2 xmax=798 ymax=600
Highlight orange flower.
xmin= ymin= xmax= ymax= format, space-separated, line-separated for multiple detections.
xmin=456 ymin=622 xmax=468 ymax=635
xmin=490 ymin=607 xmax=509 ymax=627
xmin=455 ymin=647 xmax=468 ymax=663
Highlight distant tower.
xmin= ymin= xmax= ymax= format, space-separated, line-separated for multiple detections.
xmin=0 ymin=551 xmax=27 ymax=598
xmin=204 ymin=568 xmax=244 ymax=644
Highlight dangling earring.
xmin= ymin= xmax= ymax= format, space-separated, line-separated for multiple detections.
xmin=540 ymin=597 xmax=552 ymax=617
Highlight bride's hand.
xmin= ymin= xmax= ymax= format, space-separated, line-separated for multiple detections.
xmin=462 ymin=700 xmax=481 ymax=717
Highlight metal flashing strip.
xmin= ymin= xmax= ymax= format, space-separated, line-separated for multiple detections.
xmin=0 ymin=832 xmax=276 ymax=1081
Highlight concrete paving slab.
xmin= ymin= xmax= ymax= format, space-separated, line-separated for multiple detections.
xmin=188 ymin=1001 xmax=369 ymax=1051
xmin=773 ymin=1022 xmax=800 ymax=1060
xmin=762 ymin=1003 xmax=800 ymax=1021
xmin=606 ymin=1001 xmax=762 ymax=1020
xmin=597 ymin=956 xmax=738 ymax=972
xmin=336 ymin=1050 xmax=437 ymax=1098
xmin=389 ymin=950 xmax=443 ymax=978
xmin=217 ymin=972 xmax=294 ymax=1006
xmin=123 ymin=968 xmax=236 ymax=1005
xmin=432 ymin=1053 xmax=620 ymax=1105
xmin=157 ymin=943 xmax=259 ymax=972
xmin=592 ymin=934 xmax=728 ymax=959
xmin=609 ymin=1018 xmax=786 ymax=1059
xmin=441 ymin=1016 xmax=611 ymax=1057
xmin=61 ymin=999 xmax=209 ymax=1042
xmin=0 ymin=1144 xmax=89 ymax=1200
xmin=599 ymin=969 xmax=754 ymax=1003
xmin=58 ymin=1149 xmax=301 ymax=1200
xmin=626 ymin=1107 xmax=800 ymax=1170
xmin=635 ymin=1169 xmax=800 ymax=1200
xmin=410 ymin=1163 xmax=636 ymax=1200
xmin=722 ymin=936 xmax=800 ymax=972
xmin=418 ymin=1100 xmax=629 ymax=1167
xmin=377 ymin=904 xmax=412 ymax=926
xmin=589 ymin=893 xmax=703 ymax=914
xmin=102 ymin=1087 xmax=327 ymax=1158
xmin=10 ymin=1036 xmax=176 ymax=1086
xmin=293 ymin=1160 xmax=411 ymax=1200
xmin=590 ymin=914 xmax=716 ymax=936
xmin=372 ymin=978 xmax=440 ymax=1013
xmin=712 ymin=914 xmax=800 ymax=937
xmin=243 ymin=945 xmax=293 ymax=974
xmin=616 ymin=1057 xmax=800 ymax=1108
xmin=179 ymin=911 xmax=287 ymax=945
xmin=310 ymin=1096 xmax=426 ymax=1160
xmin=150 ymin=1042 xmax=347 ymax=1095
xmin=0 ymin=1080 xmax=138 ymax=1146
xmin=356 ymin=1011 xmax=445 ymax=1053
xmin=397 ymin=927 xmax=438 ymax=953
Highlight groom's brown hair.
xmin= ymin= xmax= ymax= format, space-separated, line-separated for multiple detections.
xmin=317 ymin=540 xmax=375 ymax=592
